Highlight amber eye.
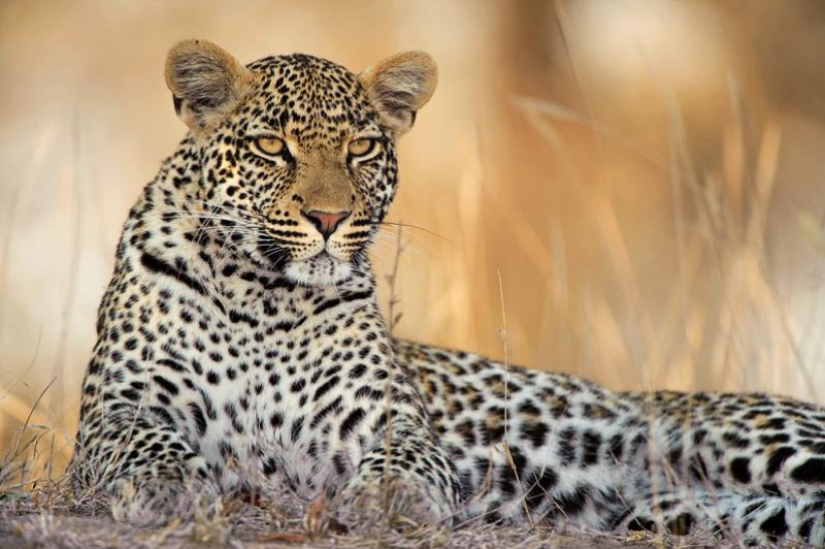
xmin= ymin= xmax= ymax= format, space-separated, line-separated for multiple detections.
xmin=348 ymin=137 xmax=378 ymax=158
xmin=253 ymin=136 xmax=286 ymax=157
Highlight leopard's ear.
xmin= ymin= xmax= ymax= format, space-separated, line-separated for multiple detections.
xmin=359 ymin=51 xmax=437 ymax=137
xmin=165 ymin=39 xmax=254 ymax=132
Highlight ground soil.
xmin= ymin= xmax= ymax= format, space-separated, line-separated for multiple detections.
xmin=0 ymin=496 xmax=651 ymax=549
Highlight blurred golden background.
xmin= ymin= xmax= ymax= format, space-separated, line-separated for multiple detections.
xmin=3 ymin=0 xmax=825 ymax=485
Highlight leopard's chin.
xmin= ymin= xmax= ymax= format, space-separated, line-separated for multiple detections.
xmin=283 ymin=252 xmax=354 ymax=287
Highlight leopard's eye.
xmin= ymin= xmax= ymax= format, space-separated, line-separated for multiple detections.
xmin=348 ymin=137 xmax=379 ymax=158
xmin=253 ymin=136 xmax=286 ymax=158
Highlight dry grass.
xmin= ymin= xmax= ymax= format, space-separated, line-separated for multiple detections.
xmin=0 ymin=475 xmax=715 ymax=549
xmin=3 ymin=1 xmax=825 ymax=548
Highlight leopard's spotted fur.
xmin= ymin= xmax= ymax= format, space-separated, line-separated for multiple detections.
xmin=70 ymin=40 xmax=825 ymax=545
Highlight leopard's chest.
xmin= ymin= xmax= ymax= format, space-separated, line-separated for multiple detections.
xmin=165 ymin=301 xmax=381 ymax=496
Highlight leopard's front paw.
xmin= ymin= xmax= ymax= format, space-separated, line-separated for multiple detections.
xmin=335 ymin=472 xmax=456 ymax=530
xmin=110 ymin=477 xmax=220 ymax=526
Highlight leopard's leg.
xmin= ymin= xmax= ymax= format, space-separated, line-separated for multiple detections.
xmin=72 ymin=410 xmax=218 ymax=526
xmin=727 ymin=493 xmax=825 ymax=546
xmin=333 ymin=376 xmax=461 ymax=527
xmin=337 ymin=413 xmax=461 ymax=525
xmin=629 ymin=392 xmax=825 ymax=543
xmin=624 ymin=490 xmax=825 ymax=546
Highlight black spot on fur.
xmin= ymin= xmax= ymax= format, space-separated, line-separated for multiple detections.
xmin=666 ymin=513 xmax=694 ymax=536
xmin=759 ymin=508 xmax=789 ymax=541
xmin=340 ymin=408 xmax=365 ymax=439
xmin=627 ymin=516 xmax=657 ymax=532
xmin=140 ymin=252 xmax=209 ymax=298
xmin=188 ymin=402 xmax=208 ymax=436
xmin=525 ymin=468 xmax=558 ymax=510
xmin=553 ymin=484 xmax=590 ymax=516
xmin=730 ymin=457 xmax=752 ymax=483
xmin=767 ymin=446 xmax=798 ymax=476
xmin=790 ymin=458 xmax=825 ymax=483
xmin=153 ymin=375 xmax=179 ymax=396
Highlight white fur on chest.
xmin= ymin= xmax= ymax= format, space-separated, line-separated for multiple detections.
xmin=187 ymin=301 xmax=375 ymax=497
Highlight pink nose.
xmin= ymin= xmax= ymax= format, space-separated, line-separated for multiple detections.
xmin=302 ymin=210 xmax=351 ymax=239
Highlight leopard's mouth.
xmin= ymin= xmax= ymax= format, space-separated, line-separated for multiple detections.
xmin=253 ymin=234 xmax=358 ymax=285
xmin=283 ymin=251 xmax=354 ymax=286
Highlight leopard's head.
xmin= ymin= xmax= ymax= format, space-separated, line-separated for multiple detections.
xmin=165 ymin=39 xmax=437 ymax=286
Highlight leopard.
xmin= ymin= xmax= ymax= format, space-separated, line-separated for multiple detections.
xmin=69 ymin=39 xmax=825 ymax=546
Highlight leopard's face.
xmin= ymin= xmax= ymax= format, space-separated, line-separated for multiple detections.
xmin=166 ymin=42 xmax=436 ymax=287
xmin=200 ymin=55 xmax=399 ymax=285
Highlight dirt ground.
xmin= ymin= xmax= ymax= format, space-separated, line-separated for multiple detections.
xmin=0 ymin=492 xmax=653 ymax=549
xmin=0 ymin=514 xmax=643 ymax=549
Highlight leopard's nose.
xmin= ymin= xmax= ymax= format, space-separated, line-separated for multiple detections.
xmin=302 ymin=210 xmax=351 ymax=239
